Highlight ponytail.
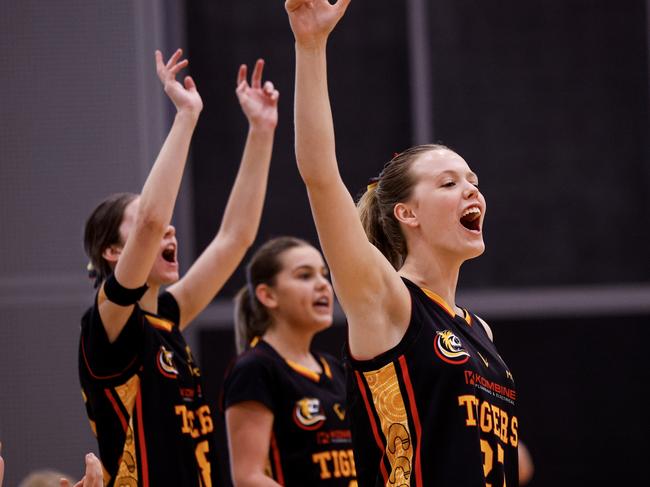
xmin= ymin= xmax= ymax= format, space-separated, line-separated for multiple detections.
xmin=233 ymin=285 xmax=271 ymax=354
xmin=357 ymin=184 xmax=406 ymax=270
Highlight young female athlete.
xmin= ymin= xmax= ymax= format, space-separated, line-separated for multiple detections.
xmin=79 ymin=49 xmax=279 ymax=487
xmin=222 ymin=237 xmax=357 ymax=486
xmin=284 ymin=1 xmax=518 ymax=485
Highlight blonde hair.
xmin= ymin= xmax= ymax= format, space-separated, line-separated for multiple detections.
xmin=357 ymin=144 xmax=452 ymax=269
xmin=18 ymin=470 xmax=75 ymax=487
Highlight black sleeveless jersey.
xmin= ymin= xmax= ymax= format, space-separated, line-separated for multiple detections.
xmin=345 ymin=278 xmax=518 ymax=487
xmin=222 ymin=340 xmax=357 ymax=486
xmin=79 ymin=288 xmax=219 ymax=487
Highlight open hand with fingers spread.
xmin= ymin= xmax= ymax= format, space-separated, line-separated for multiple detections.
xmin=236 ymin=59 xmax=279 ymax=131
xmin=155 ymin=48 xmax=203 ymax=117
xmin=60 ymin=453 xmax=103 ymax=487
xmin=285 ymin=0 xmax=351 ymax=47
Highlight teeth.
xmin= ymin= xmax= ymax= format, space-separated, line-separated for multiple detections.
xmin=462 ymin=207 xmax=481 ymax=217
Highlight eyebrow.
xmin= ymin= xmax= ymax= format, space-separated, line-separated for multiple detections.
xmin=438 ymin=169 xmax=479 ymax=180
xmin=291 ymin=265 xmax=328 ymax=274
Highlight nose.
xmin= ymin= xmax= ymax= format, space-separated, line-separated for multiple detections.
xmin=315 ymin=273 xmax=331 ymax=290
xmin=463 ymin=182 xmax=479 ymax=199
xmin=164 ymin=225 xmax=176 ymax=239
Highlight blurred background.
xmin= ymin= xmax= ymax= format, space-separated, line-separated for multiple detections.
xmin=1 ymin=0 xmax=649 ymax=485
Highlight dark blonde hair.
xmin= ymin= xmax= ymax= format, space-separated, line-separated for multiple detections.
xmin=357 ymin=144 xmax=452 ymax=269
xmin=83 ymin=192 xmax=138 ymax=287
xmin=234 ymin=236 xmax=311 ymax=353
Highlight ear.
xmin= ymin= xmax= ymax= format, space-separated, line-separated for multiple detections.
xmin=394 ymin=202 xmax=419 ymax=229
xmin=101 ymin=245 xmax=122 ymax=264
xmin=255 ymin=283 xmax=278 ymax=310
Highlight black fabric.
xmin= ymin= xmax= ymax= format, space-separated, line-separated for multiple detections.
xmin=79 ymin=291 xmax=219 ymax=487
xmin=345 ymin=278 xmax=518 ymax=487
xmin=222 ymin=340 xmax=356 ymax=486
xmin=103 ymin=273 xmax=148 ymax=306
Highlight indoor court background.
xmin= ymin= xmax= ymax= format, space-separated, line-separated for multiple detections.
xmin=1 ymin=1 xmax=649 ymax=485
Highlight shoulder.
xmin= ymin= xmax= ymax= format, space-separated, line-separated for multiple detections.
xmin=222 ymin=347 xmax=279 ymax=411
xmin=157 ymin=291 xmax=180 ymax=325
xmin=227 ymin=347 xmax=278 ymax=382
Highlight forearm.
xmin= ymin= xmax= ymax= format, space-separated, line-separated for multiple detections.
xmin=169 ymin=125 xmax=274 ymax=328
xmin=294 ymin=42 xmax=341 ymax=188
xmin=218 ymin=125 xmax=275 ymax=244
xmin=137 ymin=110 xmax=199 ymax=226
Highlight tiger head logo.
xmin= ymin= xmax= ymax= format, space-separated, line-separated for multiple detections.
xmin=293 ymin=398 xmax=326 ymax=430
xmin=156 ymin=345 xmax=179 ymax=378
xmin=434 ymin=330 xmax=470 ymax=365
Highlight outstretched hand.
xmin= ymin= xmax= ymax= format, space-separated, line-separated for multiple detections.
xmin=285 ymin=0 xmax=351 ymax=47
xmin=155 ymin=49 xmax=203 ymax=116
xmin=236 ymin=59 xmax=279 ymax=130
xmin=60 ymin=453 xmax=103 ymax=487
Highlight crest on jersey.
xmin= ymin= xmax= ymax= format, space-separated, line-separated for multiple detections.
xmin=293 ymin=397 xmax=326 ymax=430
xmin=156 ymin=345 xmax=179 ymax=378
xmin=434 ymin=330 xmax=470 ymax=365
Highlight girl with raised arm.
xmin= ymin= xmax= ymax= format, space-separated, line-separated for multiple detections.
xmin=79 ymin=50 xmax=279 ymax=487
xmin=284 ymin=1 xmax=518 ymax=486
xmin=222 ymin=237 xmax=356 ymax=487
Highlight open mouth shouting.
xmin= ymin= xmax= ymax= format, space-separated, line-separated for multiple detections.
xmin=459 ymin=206 xmax=482 ymax=233
xmin=161 ymin=243 xmax=177 ymax=264
xmin=313 ymin=295 xmax=331 ymax=312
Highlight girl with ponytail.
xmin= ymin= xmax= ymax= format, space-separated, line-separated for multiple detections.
xmin=222 ymin=237 xmax=356 ymax=486
xmin=284 ymin=1 xmax=519 ymax=486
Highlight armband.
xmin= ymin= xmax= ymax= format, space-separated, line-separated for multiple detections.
xmin=103 ymin=273 xmax=148 ymax=306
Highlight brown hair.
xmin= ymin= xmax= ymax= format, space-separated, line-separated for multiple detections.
xmin=357 ymin=144 xmax=452 ymax=269
xmin=83 ymin=192 xmax=138 ymax=287
xmin=234 ymin=236 xmax=310 ymax=353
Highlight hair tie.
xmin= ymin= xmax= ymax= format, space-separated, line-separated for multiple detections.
xmin=367 ymin=176 xmax=380 ymax=192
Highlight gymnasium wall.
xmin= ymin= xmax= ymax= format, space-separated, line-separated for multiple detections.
xmin=0 ymin=1 xmax=190 ymax=484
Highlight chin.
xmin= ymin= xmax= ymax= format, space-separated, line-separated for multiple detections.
xmin=155 ymin=272 xmax=180 ymax=286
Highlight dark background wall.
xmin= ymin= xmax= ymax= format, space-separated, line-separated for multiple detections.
xmin=187 ymin=0 xmax=650 ymax=293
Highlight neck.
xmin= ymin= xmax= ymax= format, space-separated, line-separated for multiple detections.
xmin=263 ymin=320 xmax=319 ymax=370
xmin=399 ymin=245 xmax=463 ymax=315
xmin=138 ymin=284 xmax=160 ymax=314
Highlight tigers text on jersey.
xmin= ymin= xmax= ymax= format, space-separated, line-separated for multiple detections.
xmin=222 ymin=340 xmax=357 ymax=486
xmin=79 ymin=289 xmax=218 ymax=487
xmin=346 ymin=278 xmax=518 ymax=487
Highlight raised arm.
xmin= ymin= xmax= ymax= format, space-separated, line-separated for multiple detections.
xmin=168 ymin=60 xmax=278 ymax=329
xmin=99 ymin=49 xmax=202 ymax=342
xmin=286 ymin=0 xmax=410 ymax=357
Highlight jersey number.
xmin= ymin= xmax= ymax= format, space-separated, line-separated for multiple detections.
xmin=195 ymin=440 xmax=212 ymax=487
xmin=481 ymin=439 xmax=506 ymax=487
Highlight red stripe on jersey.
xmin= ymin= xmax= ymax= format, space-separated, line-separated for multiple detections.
xmin=354 ymin=370 xmax=389 ymax=485
xmin=136 ymin=388 xmax=149 ymax=487
xmin=398 ymin=355 xmax=423 ymax=487
xmin=104 ymin=388 xmax=128 ymax=433
xmin=270 ymin=432 xmax=285 ymax=485
xmin=81 ymin=337 xmax=138 ymax=380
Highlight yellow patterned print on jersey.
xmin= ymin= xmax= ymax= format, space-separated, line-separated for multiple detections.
xmin=364 ymin=362 xmax=413 ymax=487
xmin=113 ymin=375 xmax=140 ymax=487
